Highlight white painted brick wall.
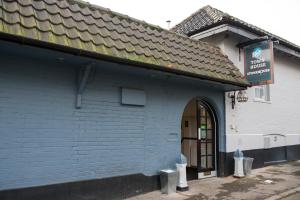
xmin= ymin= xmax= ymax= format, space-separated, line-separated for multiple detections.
xmin=204 ymin=34 xmax=300 ymax=152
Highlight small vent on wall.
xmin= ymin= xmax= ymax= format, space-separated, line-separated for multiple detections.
xmin=264 ymin=137 xmax=271 ymax=149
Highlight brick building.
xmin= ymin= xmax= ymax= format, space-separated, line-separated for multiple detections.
xmin=0 ymin=1 xmax=248 ymax=199
xmin=172 ymin=5 xmax=300 ymax=176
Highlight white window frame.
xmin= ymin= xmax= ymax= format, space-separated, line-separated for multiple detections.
xmin=253 ymin=85 xmax=271 ymax=103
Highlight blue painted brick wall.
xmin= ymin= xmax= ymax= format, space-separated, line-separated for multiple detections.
xmin=0 ymin=44 xmax=226 ymax=190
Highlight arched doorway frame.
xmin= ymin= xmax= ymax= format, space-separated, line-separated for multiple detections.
xmin=181 ymin=97 xmax=220 ymax=179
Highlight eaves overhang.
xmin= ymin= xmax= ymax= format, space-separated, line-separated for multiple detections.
xmin=190 ymin=23 xmax=300 ymax=59
xmin=0 ymin=32 xmax=249 ymax=89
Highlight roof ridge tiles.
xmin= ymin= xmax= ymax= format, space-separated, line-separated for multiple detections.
xmin=172 ymin=4 xmax=300 ymax=52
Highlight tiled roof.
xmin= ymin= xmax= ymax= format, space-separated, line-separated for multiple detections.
xmin=172 ymin=5 xmax=300 ymax=53
xmin=0 ymin=0 xmax=248 ymax=87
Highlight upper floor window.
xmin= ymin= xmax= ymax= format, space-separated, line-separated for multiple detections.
xmin=254 ymin=85 xmax=271 ymax=102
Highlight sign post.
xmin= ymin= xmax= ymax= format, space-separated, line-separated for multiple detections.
xmin=244 ymin=40 xmax=274 ymax=86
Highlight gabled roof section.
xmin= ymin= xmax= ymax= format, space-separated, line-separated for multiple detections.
xmin=171 ymin=5 xmax=300 ymax=53
xmin=171 ymin=5 xmax=224 ymax=36
xmin=0 ymin=0 xmax=248 ymax=87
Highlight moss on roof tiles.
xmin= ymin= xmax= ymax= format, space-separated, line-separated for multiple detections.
xmin=0 ymin=0 xmax=248 ymax=86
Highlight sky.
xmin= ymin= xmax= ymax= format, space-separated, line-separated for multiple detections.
xmin=87 ymin=0 xmax=300 ymax=46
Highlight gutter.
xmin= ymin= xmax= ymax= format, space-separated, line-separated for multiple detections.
xmin=0 ymin=32 xmax=249 ymax=88
xmin=190 ymin=23 xmax=300 ymax=59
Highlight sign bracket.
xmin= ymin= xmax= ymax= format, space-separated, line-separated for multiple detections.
xmin=236 ymin=36 xmax=269 ymax=49
xmin=237 ymin=36 xmax=269 ymax=61
xmin=237 ymin=36 xmax=280 ymax=61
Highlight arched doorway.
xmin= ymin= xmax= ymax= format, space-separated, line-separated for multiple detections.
xmin=181 ymin=98 xmax=217 ymax=180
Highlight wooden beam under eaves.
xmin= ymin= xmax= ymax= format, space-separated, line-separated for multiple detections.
xmin=76 ymin=63 xmax=95 ymax=109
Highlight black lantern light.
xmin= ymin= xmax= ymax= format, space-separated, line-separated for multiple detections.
xmin=237 ymin=91 xmax=248 ymax=103
xmin=228 ymin=90 xmax=248 ymax=109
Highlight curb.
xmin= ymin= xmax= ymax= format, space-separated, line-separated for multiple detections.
xmin=264 ymin=187 xmax=300 ymax=200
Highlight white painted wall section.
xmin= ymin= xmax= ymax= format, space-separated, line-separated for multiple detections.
xmin=201 ymin=33 xmax=300 ymax=152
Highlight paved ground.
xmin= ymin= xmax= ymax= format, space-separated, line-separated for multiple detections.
xmin=281 ymin=192 xmax=300 ymax=200
xmin=127 ymin=161 xmax=300 ymax=200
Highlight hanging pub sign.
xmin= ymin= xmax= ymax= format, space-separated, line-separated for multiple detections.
xmin=244 ymin=40 xmax=274 ymax=86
